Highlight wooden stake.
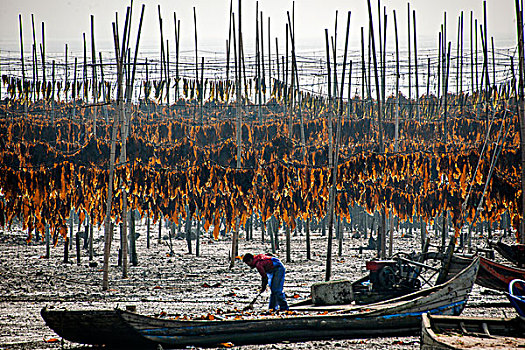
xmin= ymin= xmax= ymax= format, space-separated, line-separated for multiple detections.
xmin=443 ymin=41 xmax=451 ymax=144
xmin=194 ymin=7 xmax=200 ymax=123
xmin=393 ymin=10 xmax=400 ymax=152
xmin=413 ymin=10 xmax=420 ymax=120
xmin=40 ymin=22 xmax=46 ymax=83
xmin=91 ymin=15 xmax=98 ymax=138
xmin=230 ymin=0 xmax=242 ymax=269
xmin=514 ymin=0 xmax=525 ymax=244
xmin=483 ymin=0 xmax=490 ymax=91
xmin=325 ymin=29 xmax=333 ymax=167
xmin=407 ymin=3 xmax=411 ymax=117
xmin=326 ymin=11 xmax=350 ymax=281
xmin=470 ymin=12 xmax=474 ymax=93
xmin=129 ymin=4 xmax=145 ymax=104
xmin=174 ymin=13 xmax=180 ymax=101
xmin=268 ymin=17 xmax=271 ymax=98
xmin=31 ymin=14 xmax=37 ymax=102
xmin=260 ymin=11 xmax=266 ymax=104
xmin=360 ymin=27 xmax=366 ymax=103
xmin=102 ymin=8 xmax=130 ymax=290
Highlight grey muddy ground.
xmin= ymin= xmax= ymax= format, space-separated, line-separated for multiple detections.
xmin=0 ymin=219 xmax=516 ymax=349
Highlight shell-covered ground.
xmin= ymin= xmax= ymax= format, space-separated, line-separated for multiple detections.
xmin=0 ymin=218 xmax=516 ymax=349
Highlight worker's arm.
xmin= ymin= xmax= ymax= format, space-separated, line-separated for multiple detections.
xmin=256 ymin=264 xmax=268 ymax=292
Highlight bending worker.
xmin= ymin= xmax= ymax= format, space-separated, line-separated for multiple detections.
xmin=242 ymin=253 xmax=289 ymax=311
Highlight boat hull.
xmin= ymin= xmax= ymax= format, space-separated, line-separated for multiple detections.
xmin=117 ymin=258 xmax=479 ymax=348
xmin=421 ymin=313 xmax=525 ymax=349
xmin=40 ymin=308 xmax=153 ymax=348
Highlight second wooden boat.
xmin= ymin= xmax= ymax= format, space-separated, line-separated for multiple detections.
xmin=427 ymin=253 xmax=525 ymax=292
xmin=490 ymin=240 xmax=525 ymax=267
xmin=421 ymin=313 xmax=525 ymax=349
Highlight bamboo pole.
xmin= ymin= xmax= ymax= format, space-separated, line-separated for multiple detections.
xmin=91 ymin=15 xmax=98 ymax=138
xmin=267 ymin=17 xmax=271 ymax=99
xmin=229 ymin=0 xmax=242 ymax=269
xmin=443 ymin=41 xmax=451 ymax=144
xmin=442 ymin=13 xmax=447 ymax=101
xmin=194 ymin=7 xmax=200 ymax=123
xmin=41 ymin=22 xmax=46 ymax=83
xmin=393 ymin=10 xmax=400 ymax=152
xmin=99 ymin=52 xmax=109 ymax=121
xmin=491 ymin=37 xmax=496 ymax=88
xmin=72 ymin=57 xmax=77 ymax=116
xmin=200 ymin=56 xmax=204 ymax=124
xmin=332 ymin=11 xmax=338 ymax=99
xmin=407 ymin=3 xmax=411 ymax=117
xmin=460 ymin=12 xmax=464 ymax=114
xmin=377 ymin=1 xmax=382 ymax=102
xmin=366 ymin=0 xmax=385 ymax=258
xmin=51 ymin=60 xmax=55 ymax=122
xmin=83 ymin=33 xmax=87 ymax=105
xmin=31 ymin=14 xmax=37 ymax=102
xmin=255 ymin=2 xmax=262 ymax=122
xmin=361 ymin=27 xmax=366 ymax=104
xmin=367 ymin=0 xmax=383 ymax=153
xmin=18 ymin=14 xmax=26 ymax=112
xmin=102 ymin=8 xmax=130 ymax=291
xmin=285 ymin=24 xmax=290 ymax=136
xmin=325 ymin=29 xmax=333 ymax=167
xmin=483 ymin=0 xmax=489 ymax=91
xmin=426 ymin=57 xmax=430 ymax=103
xmin=118 ymin=19 xmax=130 ymax=279
xmin=514 ymin=0 xmax=525 ymax=244
xmin=166 ymin=38 xmax=170 ymax=103
xmin=470 ymin=12 xmax=474 ymax=93
xmin=174 ymin=13 xmax=180 ymax=101
xmin=129 ymin=4 xmax=145 ymax=104
xmin=260 ymin=11 xmax=266 ymax=104
xmin=287 ymin=10 xmax=305 ymax=262
xmin=226 ymin=0 xmax=233 ymax=84
xmin=437 ymin=32 xmax=441 ymax=106
xmin=287 ymin=11 xmax=306 ymax=158
xmin=158 ymin=5 xmax=166 ymax=104
xmin=275 ymin=37 xmax=280 ymax=82
xmin=456 ymin=15 xmax=461 ymax=95
xmin=413 ymin=10 xmax=420 ymax=120
xmin=475 ymin=19 xmax=479 ymax=93
xmin=347 ymin=60 xmax=353 ymax=117
xmin=326 ymin=10 xmax=350 ymax=281
xmin=64 ymin=44 xmax=67 ymax=103
xmin=381 ymin=8 xmax=387 ymax=114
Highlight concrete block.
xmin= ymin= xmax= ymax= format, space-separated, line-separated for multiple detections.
xmin=311 ymin=279 xmax=354 ymax=305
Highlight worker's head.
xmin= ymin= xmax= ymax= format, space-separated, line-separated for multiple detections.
xmin=242 ymin=253 xmax=254 ymax=267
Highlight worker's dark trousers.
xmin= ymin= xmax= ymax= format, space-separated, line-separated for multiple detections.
xmin=268 ymin=258 xmax=289 ymax=311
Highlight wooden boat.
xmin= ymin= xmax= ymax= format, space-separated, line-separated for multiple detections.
xmin=40 ymin=308 xmax=154 ymax=348
xmin=116 ymin=258 xmax=479 ymax=348
xmin=426 ymin=253 xmax=525 ymax=292
xmin=421 ymin=313 xmax=525 ymax=349
xmin=490 ymin=240 xmax=525 ymax=267
xmin=507 ymin=279 xmax=525 ymax=317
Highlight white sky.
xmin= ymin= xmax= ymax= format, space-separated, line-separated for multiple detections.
xmin=0 ymin=0 xmax=518 ymax=54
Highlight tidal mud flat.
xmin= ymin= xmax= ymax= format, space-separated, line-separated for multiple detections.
xmin=0 ymin=220 xmax=515 ymax=350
